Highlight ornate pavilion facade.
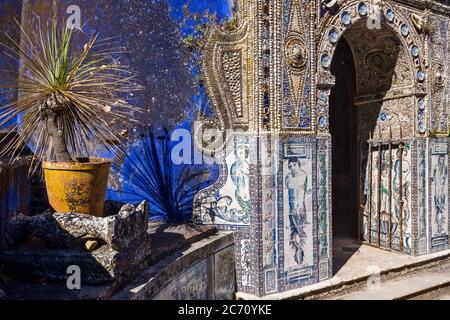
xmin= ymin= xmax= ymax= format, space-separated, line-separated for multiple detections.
xmin=194 ymin=0 xmax=450 ymax=297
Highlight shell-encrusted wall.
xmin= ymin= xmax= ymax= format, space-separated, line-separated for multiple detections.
xmin=194 ymin=0 xmax=450 ymax=297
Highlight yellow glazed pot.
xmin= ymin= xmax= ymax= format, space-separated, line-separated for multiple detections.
xmin=42 ymin=157 xmax=111 ymax=217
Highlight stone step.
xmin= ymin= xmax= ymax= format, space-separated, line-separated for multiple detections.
xmin=329 ymin=262 xmax=450 ymax=300
xmin=410 ymin=285 xmax=450 ymax=300
xmin=236 ymin=243 xmax=450 ymax=300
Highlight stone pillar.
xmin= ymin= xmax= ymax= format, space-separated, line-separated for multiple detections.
xmin=193 ymin=0 xmax=333 ymax=296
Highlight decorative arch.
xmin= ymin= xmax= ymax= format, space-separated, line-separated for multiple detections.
xmin=315 ymin=1 xmax=427 ymax=136
xmin=193 ymin=0 xmax=256 ymax=157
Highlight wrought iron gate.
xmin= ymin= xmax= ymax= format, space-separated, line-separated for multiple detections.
xmin=363 ymin=131 xmax=408 ymax=253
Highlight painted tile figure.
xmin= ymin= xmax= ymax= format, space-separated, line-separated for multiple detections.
xmin=380 ymin=151 xmax=390 ymax=238
xmin=362 ymin=152 xmax=371 ymax=241
xmin=429 ymin=142 xmax=449 ymax=251
xmin=392 ymin=146 xmax=411 ymax=251
xmin=285 ymin=158 xmax=309 ymax=264
xmin=380 ymin=161 xmax=389 ymax=214
xmin=215 ymin=196 xmax=237 ymax=222
xmin=392 ymin=150 xmax=402 ymax=236
xmin=432 ymin=154 xmax=447 ymax=236
xmin=195 ymin=141 xmax=252 ymax=226
xmin=362 ymin=145 xmax=412 ymax=252
xmin=231 ymin=145 xmax=251 ymax=223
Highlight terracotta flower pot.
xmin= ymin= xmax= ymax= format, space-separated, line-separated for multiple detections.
xmin=42 ymin=157 xmax=111 ymax=217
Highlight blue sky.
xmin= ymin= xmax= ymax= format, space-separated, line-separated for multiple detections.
xmin=108 ymin=0 xmax=229 ymax=205
xmin=168 ymin=0 xmax=232 ymax=21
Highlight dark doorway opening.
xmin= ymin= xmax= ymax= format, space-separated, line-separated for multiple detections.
xmin=329 ymin=37 xmax=358 ymax=241
xmin=329 ymin=36 xmax=361 ymax=275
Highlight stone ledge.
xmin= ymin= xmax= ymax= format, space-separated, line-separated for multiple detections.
xmin=5 ymin=201 xmax=149 ymax=251
xmin=0 ymin=222 xmax=223 ymax=300
xmin=112 ymin=231 xmax=235 ymax=300
xmin=1 ymin=201 xmax=151 ymax=285
xmin=147 ymin=223 xmax=218 ymax=266
xmin=0 ymin=234 xmax=152 ymax=284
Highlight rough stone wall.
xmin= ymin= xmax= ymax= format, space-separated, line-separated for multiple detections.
xmin=114 ymin=231 xmax=236 ymax=300
xmin=0 ymin=158 xmax=31 ymax=250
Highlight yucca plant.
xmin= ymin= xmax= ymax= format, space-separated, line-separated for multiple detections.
xmin=0 ymin=18 xmax=141 ymax=166
xmin=0 ymin=16 xmax=142 ymax=216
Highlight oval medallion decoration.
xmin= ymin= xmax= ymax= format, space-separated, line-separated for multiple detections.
xmin=418 ymin=97 xmax=426 ymax=111
xmin=321 ymin=54 xmax=331 ymax=68
xmin=285 ymin=38 xmax=307 ymax=70
xmin=318 ymin=115 xmax=328 ymax=130
xmin=411 ymin=45 xmax=419 ymax=58
xmin=358 ymin=2 xmax=368 ymax=16
xmin=341 ymin=11 xmax=351 ymax=25
xmin=328 ymin=28 xmax=339 ymax=44
xmin=418 ymin=122 xmax=427 ymax=134
xmin=319 ymin=91 xmax=328 ymax=102
xmin=365 ymin=51 xmax=394 ymax=73
xmin=385 ymin=8 xmax=395 ymax=22
xmin=401 ymin=24 xmax=410 ymax=37
xmin=417 ymin=70 xmax=425 ymax=82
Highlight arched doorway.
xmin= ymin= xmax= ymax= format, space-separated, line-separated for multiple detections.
xmin=328 ymin=19 xmax=416 ymax=257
